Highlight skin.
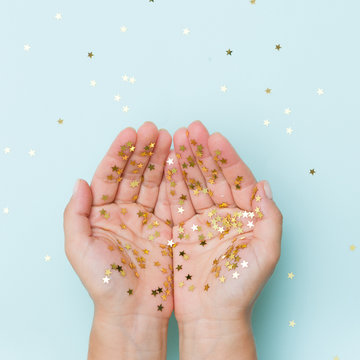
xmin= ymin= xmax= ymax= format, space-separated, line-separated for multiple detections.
xmin=164 ymin=121 xmax=283 ymax=360
xmin=64 ymin=121 xmax=283 ymax=360
xmin=64 ymin=122 xmax=174 ymax=360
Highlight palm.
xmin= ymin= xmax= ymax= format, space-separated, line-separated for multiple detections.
xmin=64 ymin=123 xmax=174 ymax=318
xmin=164 ymin=122 xmax=282 ymax=322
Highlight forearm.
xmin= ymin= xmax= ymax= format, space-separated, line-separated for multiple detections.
xmin=88 ymin=310 xmax=169 ymax=360
xmin=178 ymin=313 xmax=257 ymax=360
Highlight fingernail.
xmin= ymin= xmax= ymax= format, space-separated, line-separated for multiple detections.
xmin=73 ymin=179 xmax=81 ymax=195
xmin=264 ymin=180 xmax=273 ymax=199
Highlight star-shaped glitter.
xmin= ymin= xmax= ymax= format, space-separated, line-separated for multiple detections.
xmin=122 ymin=105 xmax=130 ymax=112
xmin=265 ymin=88 xmax=271 ymax=94
xmin=28 ymin=149 xmax=36 ymax=157
xmin=317 ymin=88 xmax=324 ymax=95
xmin=232 ymin=271 xmax=240 ymax=279
xmin=247 ymin=221 xmax=254 ymax=228
xmin=241 ymin=260 xmax=248 ymax=268
xmin=350 ymin=245 xmax=356 ymax=251
xmin=309 ymin=169 xmax=316 ymax=175
xmin=204 ymin=284 xmax=210 ymax=291
xmin=3 ymin=208 xmax=9 ymax=214
xmin=226 ymin=49 xmax=233 ymax=56
xmin=286 ymin=127 xmax=294 ymax=135
xmin=114 ymin=94 xmax=121 ymax=102
xmin=129 ymin=77 xmax=136 ymax=84
xmin=263 ymin=120 xmax=270 ymax=126
xmin=288 ymin=272 xmax=295 ymax=279
xmin=55 ymin=13 xmax=62 ymax=20
xmin=166 ymin=157 xmax=174 ymax=165
xmin=250 ymin=0 xmax=256 ymax=4
xmin=178 ymin=207 xmax=184 ymax=214
xmin=102 ymin=276 xmax=110 ymax=284
xmin=220 ymin=85 xmax=228 ymax=92
xmin=275 ymin=44 xmax=281 ymax=51
xmin=333 ymin=356 xmax=340 ymax=360
xmin=44 ymin=255 xmax=51 ymax=262
xmin=148 ymin=164 xmax=155 ymax=171
xmin=191 ymin=224 xmax=198 ymax=232
xmin=284 ymin=108 xmax=291 ymax=115
xmin=157 ymin=304 xmax=164 ymax=311
xmin=288 ymin=320 xmax=296 ymax=327
xmin=3 ymin=147 xmax=10 ymax=154
xmin=167 ymin=239 xmax=175 ymax=247
xmin=120 ymin=26 xmax=127 ymax=32
xmin=24 ymin=44 xmax=31 ymax=51
xmin=90 ymin=80 xmax=97 ymax=87
xmin=130 ymin=180 xmax=140 ymax=188
xmin=57 ymin=118 xmax=63 ymax=124
xmin=183 ymin=28 xmax=190 ymax=35
xmin=88 ymin=52 xmax=94 ymax=58
xmin=127 ymin=289 xmax=133 ymax=295
xmin=122 ymin=74 xmax=129 ymax=82
xmin=219 ymin=276 xmax=226 ymax=283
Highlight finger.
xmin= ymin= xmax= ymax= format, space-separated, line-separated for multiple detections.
xmin=251 ymin=180 xmax=283 ymax=266
xmin=115 ymin=122 xmax=159 ymax=203
xmin=154 ymin=175 xmax=172 ymax=225
xmin=137 ymin=129 xmax=172 ymax=211
xmin=173 ymin=127 xmax=214 ymax=212
xmin=208 ymin=132 xmax=257 ymax=211
xmin=90 ymin=127 xmax=136 ymax=206
xmin=63 ymin=179 xmax=93 ymax=262
xmin=164 ymin=150 xmax=196 ymax=226
xmin=187 ymin=121 xmax=235 ymax=207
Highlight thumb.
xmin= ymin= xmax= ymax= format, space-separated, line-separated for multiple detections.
xmin=63 ymin=179 xmax=93 ymax=260
xmin=252 ymin=180 xmax=283 ymax=264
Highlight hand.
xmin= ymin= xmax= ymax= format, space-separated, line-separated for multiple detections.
xmin=164 ymin=121 xmax=283 ymax=359
xmin=64 ymin=122 xmax=173 ymax=360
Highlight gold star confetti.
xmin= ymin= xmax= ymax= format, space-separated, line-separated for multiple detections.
xmin=275 ymin=44 xmax=281 ymax=51
xmin=55 ymin=13 xmax=62 ymax=20
xmin=288 ymin=272 xmax=295 ymax=280
xmin=264 ymin=120 xmax=270 ymax=126
xmin=90 ymin=80 xmax=97 ymax=87
xmin=127 ymin=289 xmax=133 ymax=295
xmin=309 ymin=169 xmax=316 ymax=175
xmin=204 ymin=284 xmax=210 ymax=291
xmin=219 ymin=275 xmax=226 ymax=283
xmin=265 ymin=88 xmax=272 ymax=94
xmin=102 ymin=195 xmax=109 ymax=201
xmin=350 ymin=245 xmax=356 ymax=251
xmin=333 ymin=356 xmax=340 ymax=360
xmin=122 ymin=105 xmax=130 ymax=112
xmin=24 ymin=44 xmax=31 ymax=51
xmin=130 ymin=180 xmax=140 ymax=188
xmin=288 ymin=320 xmax=296 ymax=327
xmin=226 ymin=49 xmax=233 ymax=55
xmin=317 ymin=88 xmax=324 ymax=95
xmin=88 ymin=52 xmax=94 ymax=58
xmin=44 ymin=255 xmax=51 ymax=262
xmin=148 ymin=164 xmax=155 ymax=171
xmin=286 ymin=127 xmax=294 ymax=135
xmin=114 ymin=94 xmax=121 ymax=102
xmin=102 ymin=276 xmax=110 ymax=284
xmin=28 ymin=149 xmax=36 ymax=156
xmin=188 ymin=285 xmax=195 ymax=291
xmin=183 ymin=28 xmax=190 ymax=35
xmin=284 ymin=108 xmax=291 ymax=115
xmin=157 ymin=304 xmax=164 ymax=311
xmin=250 ymin=0 xmax=256 ymax=4
xmin=57 ymin=118 xmax=63 ymax=124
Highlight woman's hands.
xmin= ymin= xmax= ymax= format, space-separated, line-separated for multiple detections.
xmin=63 ymin=120 xmax=283 ymax=360
xmin=64 ymin=122 xmax=173 ymax=360
xmin=164 ymin=121 xmax=283 ymax=359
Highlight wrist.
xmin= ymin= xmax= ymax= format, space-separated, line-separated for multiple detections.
xmin=88 ymin=308 xmax=169 ymax=360
xmin=178 ymin=311 xmax=256 ymax=360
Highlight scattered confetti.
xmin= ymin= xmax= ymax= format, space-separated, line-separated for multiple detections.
xmin=226 ymin=49 xmax=233 ymax=56
xmin=263 ymin=120 xmax=270 ymax=127
xmin=265 ymin=88 xmax=272 ymax=94
xmin=3 ymin=147 xmax=10 ymax=154
xmin=309 ymin=169 xmax=316 ymax=175
xmin=183 ymin=28 xmax=190 ymax=35
xmin=275 ymin=44 xmax=281 ymax=51
xmin=288 ymin=272 xmax=295 ymax=280
xmin=54 ymin=13 xmax=62 ymax=20
xmin=240 ymin=260 xmax=248 ymax=268
xmin=114 ymin=95 xmax=121 ymax=102
xmin=102 ymin=276 xmax=110 ymax=284
xmin=284 ymin=108 xmax=291 ymax=115
xmin=317 ymin=88 xmax=324 ymax=95
xmin=286 ymin=127 xmax=294 ymax=135
xmin=3 ymin=208 xmax=9 ymax=214
xmin=220 ymin=85 xmax=228 ymax=92
xmin=120 ymin=26 xmax=127 ymax=32
xmin=24 ymin=44 xmax=31 ymax=51
xmin=90 ymin=80 xmax=97 ymax=87
xmin=288 ymin=320 xmax=296 ymax=328
xmin=57 ymin=118 xmax=63 ymax=124
xmin=122 ymin=105 xmax=130 ymax=112
xmin=44 ymin=255 xmax=51 ymax=262
xmin=28 ymin=149 xmax=36 ymax=157
xmin=350 ymin=245 xmax=356 ymax=251
xmin=166 ymin=157 xmax=174 ymax=165
xmin=88 ymin=52 xmax=94 ymax=58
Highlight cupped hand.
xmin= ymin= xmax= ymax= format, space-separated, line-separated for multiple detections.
xmin=164 ymin=121 xmax=283 ymax=323
xmin=64 ymin=122 xmax=174 ymax=320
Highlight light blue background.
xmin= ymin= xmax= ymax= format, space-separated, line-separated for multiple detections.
xmin=0 ymin=0 xmax=359 ymax=359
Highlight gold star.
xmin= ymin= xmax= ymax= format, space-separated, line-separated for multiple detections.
xmin=309 ymin=169 xmax=316 ymax=175
xmin=44 ymin=255 xmax=51 ymax=262
xmin=250 ymin=0 xmax=256 ymax=3
xmin=255 ymin=195 xmax=261 ymax=202
xmin=57 ymin=118 xmax=63 ymax=124
xmin=226 ymin=49 xmax=233 ymax=56
xmin=102 ymin=195 xmax=109 ymax=201
xmin=179 ymin=281 xmax=184 ymax=288
xmin=88 ymin=52 xmax=94 ymax=58
xmin=130 ymin=180 xmax=140 ymax=188
xmin=350 ymin=245 xmax=356 ymax=251
xmin=275 ymin=44 xmax=281 ymax=51
xmin=333 ymin=356 xmax=340 ymax=360
xmin=204 ymin=284 xmax=210 ymax=291
xmin=188 ymin=285 xmax=195 ymax=291
xmin=219 ymin=276 xmax=226 ymax=283
xmin=127 ymin=289 xmax=133 ymax=295
xmin=265 ymin=88 xmax=271 ymax=94
xmin=288 ymin=272 xmax=295 ymax=280
xmin=288 ymin=320 xmax=296 ymax=327
xmin=105 ymin=269 xmax=112 ymax=276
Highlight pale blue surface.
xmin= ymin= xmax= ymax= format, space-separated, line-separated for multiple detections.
xmin=0 ymin=0 xmax=359 ymax=359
